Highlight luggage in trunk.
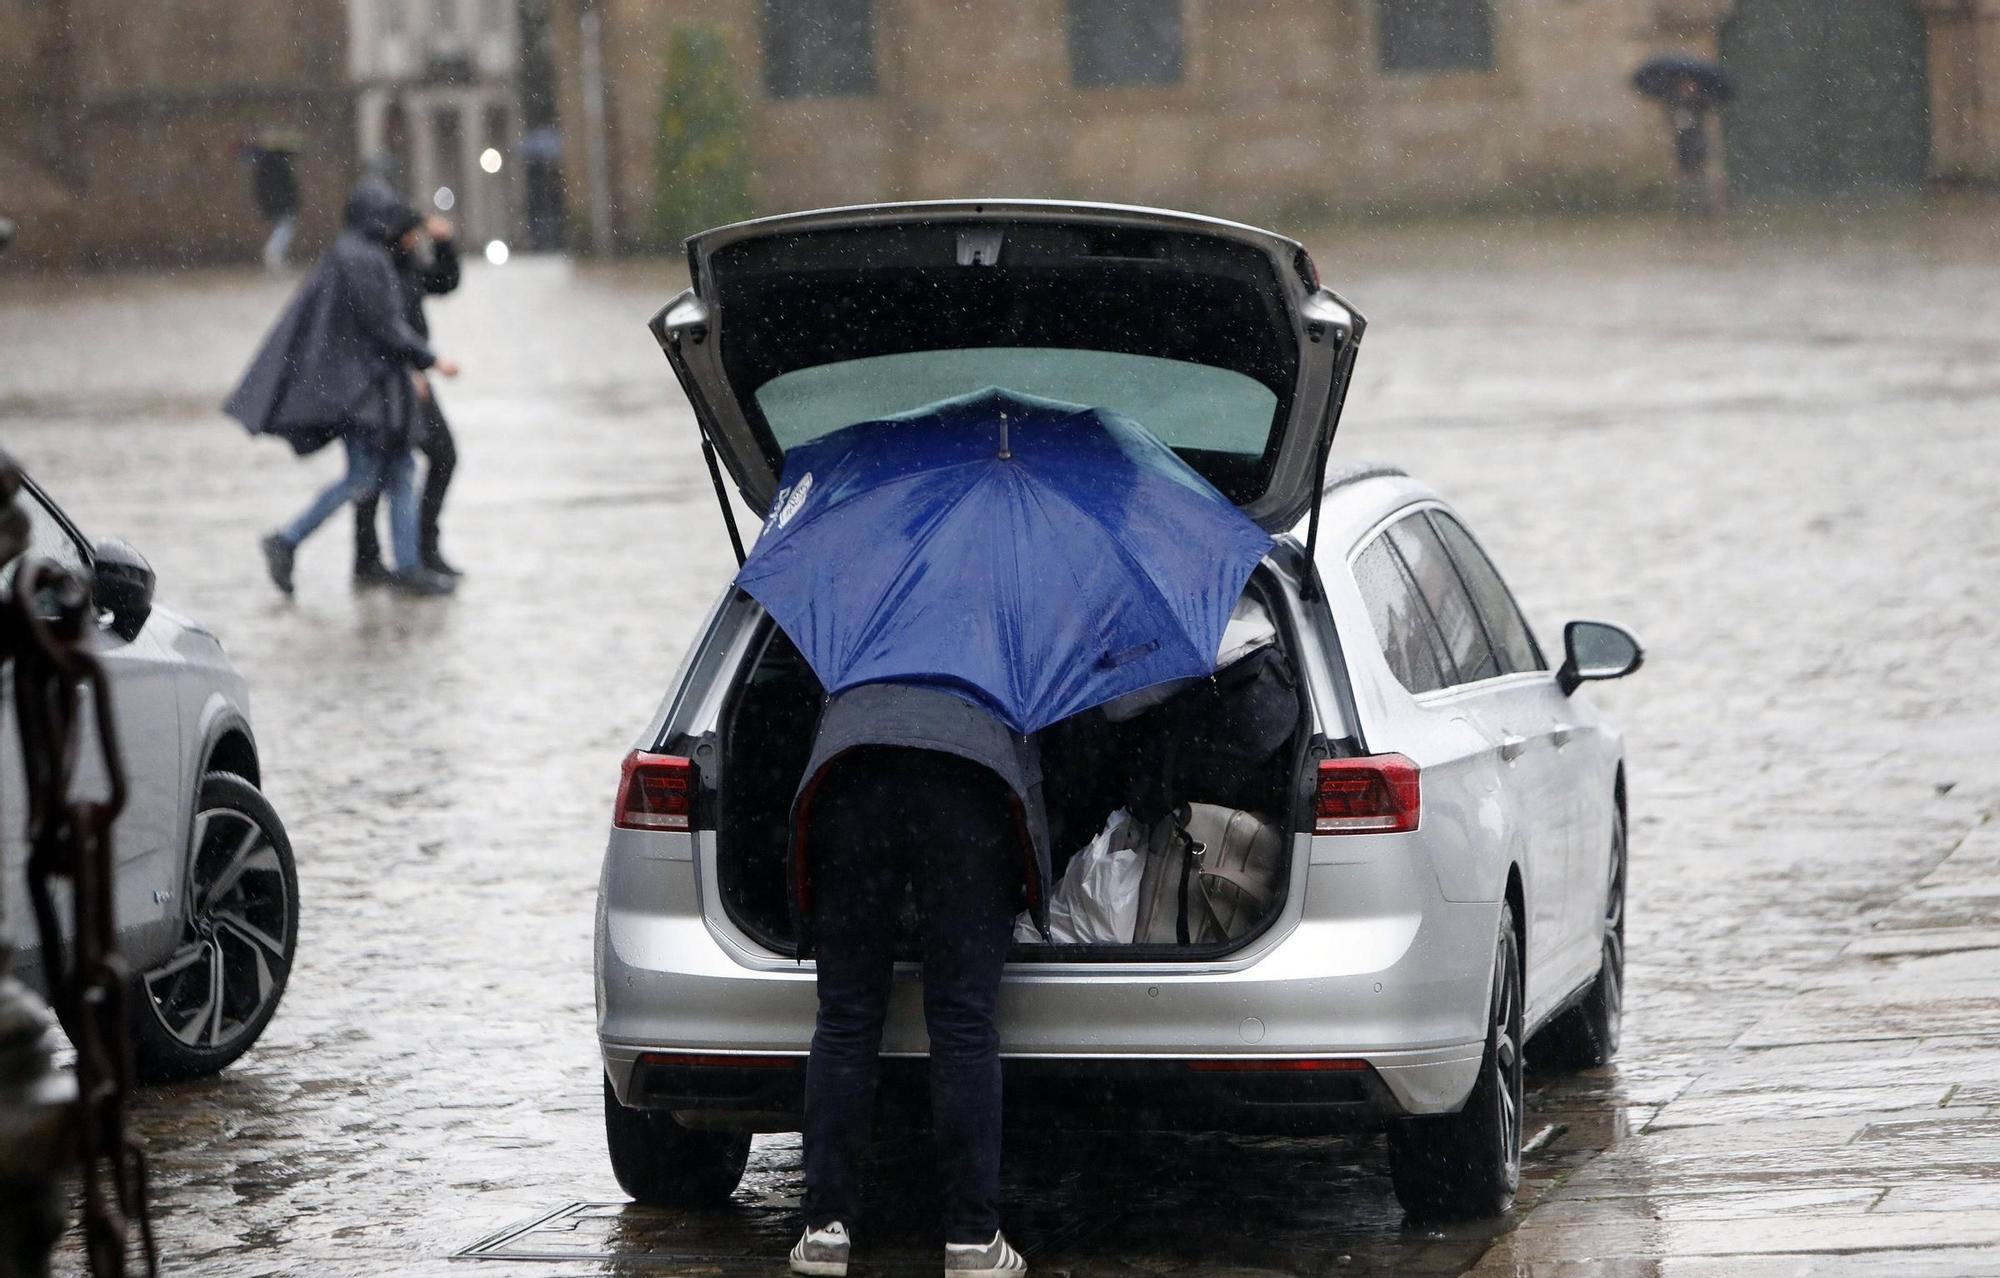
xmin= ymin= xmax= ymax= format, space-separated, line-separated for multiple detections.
xmin=713 ymin=576 xmax=1306 ymax=960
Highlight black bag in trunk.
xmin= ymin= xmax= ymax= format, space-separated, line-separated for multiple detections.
xmin=1122 ymin=644 xmax=1301 ymax=821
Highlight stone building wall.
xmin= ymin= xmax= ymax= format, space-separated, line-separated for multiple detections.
xmin=549 ymin=0 xmax=2000 ymax=251
xmin=0 ymin=0 xmax=354 ymax=269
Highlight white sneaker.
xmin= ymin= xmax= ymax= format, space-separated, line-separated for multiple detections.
xmin=790 ymin=1220 xmax=850 ymax=1276
xmin=944 ymin=1230 xmax=1027 ymax=1276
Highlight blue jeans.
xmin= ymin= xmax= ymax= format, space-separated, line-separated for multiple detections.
xmin=280 ymin=435 xmax=418 ymax=570
xmin=803 ymin=749 xmax=1018 ymax=1245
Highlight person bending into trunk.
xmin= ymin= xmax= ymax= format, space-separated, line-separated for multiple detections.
xmin=226 ymin=179 xmax=460 ymax=598
xmin=787 ymin=684 xmax=1043 ymax=1278
xmin=353 ymin=208 xmax=463 ymax=584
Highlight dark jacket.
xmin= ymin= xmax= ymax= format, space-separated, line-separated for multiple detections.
xmin=250 ymin=148 xmax=299 ymax=220
xmin=391 ymin=233 xmax=459 ymax=341
xmin=789 ymin=683 xmax=1052 ymax=954
xmin=223 ymin=181 xmax=433 ymax=455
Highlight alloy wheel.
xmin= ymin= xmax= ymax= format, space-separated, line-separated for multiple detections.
xmin=143 ymin=805 xmax=293 ymax=1053
xmin=1602 ymin=818 xmax=1626 ymax=1036
xmin=1493 ymin=933 xmax=1524 ymax=1174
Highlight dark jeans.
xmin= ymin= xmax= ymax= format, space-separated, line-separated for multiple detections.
xmin=355 ymin=392 xmax=455 ymax=568
xmin=803 ymin=749 xmax=1018 ymax=1245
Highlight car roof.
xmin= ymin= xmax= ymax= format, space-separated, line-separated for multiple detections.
xmin=1284 ymin=461 xmax=1446 ymax=556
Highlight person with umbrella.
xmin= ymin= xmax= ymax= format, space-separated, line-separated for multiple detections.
xmin=756 ymin=390 xmax=1273 ymax=1277
xmin=1634 ymin=54 xmax=1734 ymax=217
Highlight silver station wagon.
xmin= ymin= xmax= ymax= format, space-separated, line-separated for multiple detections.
xmin=4 ymin=469 xmax=298 ymax=1081
xmin=596 ymin=201 xmax=1641 ymax=1220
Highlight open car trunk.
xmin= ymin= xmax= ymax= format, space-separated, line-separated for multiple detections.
xmin=653 ymin=200 xmax=1364 ymax=536
xmin=712 ymin=568 xmax=1309 ymax=962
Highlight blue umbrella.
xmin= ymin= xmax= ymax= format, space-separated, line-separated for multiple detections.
xmin=736 ymin=388 xmax=1275 ymax=735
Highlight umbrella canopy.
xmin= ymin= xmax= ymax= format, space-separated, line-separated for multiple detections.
xmin=1634 ymin=53 xmax=1734 ymax=104
xmin=735 ymin=388 xmax=1276 ymax=735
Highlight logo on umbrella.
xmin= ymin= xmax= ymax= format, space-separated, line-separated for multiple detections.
xmin=774 ymin=473 xmax=814 ymax=529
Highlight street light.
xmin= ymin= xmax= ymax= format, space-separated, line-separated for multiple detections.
xmin=480 ymin=148 xmax=503 ymax=174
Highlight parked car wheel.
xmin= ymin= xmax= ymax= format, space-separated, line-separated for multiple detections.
xmin=1386 ymin=901 xmax=1523 ymax=1221
xmin=603 ymin=1077 xmax=751 ymax=1206
xmin=132 ymin=772 xmax=298 ymax=1082
xmin=1539 ymin=808 xmax=1626 ymax=1070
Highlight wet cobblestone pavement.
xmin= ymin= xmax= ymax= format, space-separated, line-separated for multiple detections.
xmin=6 ymin=202 xmax=2000 ymax=1275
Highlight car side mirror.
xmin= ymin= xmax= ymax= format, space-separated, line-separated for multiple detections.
xmin=93 ymin=539 xmax=155 ymax=639
xmin=1557 ymin=620 xmax=1643 ymax=695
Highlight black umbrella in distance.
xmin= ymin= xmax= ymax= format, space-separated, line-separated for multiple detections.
xmin=1633 ymin=53 xmax=1734 ymax=104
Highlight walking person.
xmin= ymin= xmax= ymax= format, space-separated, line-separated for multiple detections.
xmin=353 ymin=209 xmax=463 ymax=584
xmin=224 ymin=179 xmax=461 ymax=598
xmin=1668 ymin=78 xmax=1724 ymax=218
xmin=239 ymin=137 xmax=302 ymax=271
xmin=786 ymin=685 xmax=1037 ymax=1278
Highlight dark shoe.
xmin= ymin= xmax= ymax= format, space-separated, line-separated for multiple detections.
xmin=353 ymin=559 xmax=394 ymax=590
xmin=260 ymin=533 xmax=295 ymax=597
xmin=388 ymin=568 xmax=457 ymax=597
xmin=421 ymin=553 xmax=463 ymax=578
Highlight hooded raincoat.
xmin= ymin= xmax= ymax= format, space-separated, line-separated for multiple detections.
xmin=224 ymin=180 xmax=434 ymax=456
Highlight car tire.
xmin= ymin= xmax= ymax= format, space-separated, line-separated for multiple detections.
xmin=132 ymin=772 xmax=299 ymax=1083
xmin=1539 ymin=808 xmax=1625 ymax=1070
xmin=604 ymin=1077 xmax=751 ymax=1206
xmin=1386 ymin=899 xmax=1523 ymax=1221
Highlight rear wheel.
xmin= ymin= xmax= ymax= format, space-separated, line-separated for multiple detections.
xmin=1387 ymin=900 xmax=1523 ymax=1221
xmin=1540 ymin=809 xmax=1626 ymax=1069
xmin=604 ymin=1077 xmax=750 ymax=1206
xmin=132 ymin=772 xmax=298 ymax=1082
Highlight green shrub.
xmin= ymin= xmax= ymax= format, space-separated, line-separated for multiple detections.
xmin=649 ymin=26 xmax=753 ymax=249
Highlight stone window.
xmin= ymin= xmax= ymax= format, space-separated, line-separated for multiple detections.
xmin=1376 ymin=0 xmax=1495 ymax=73
xmin=1068 ymin=0 xmax=1185 ymax=88
xmin=763 ymin=0 xmax=877 ymax=99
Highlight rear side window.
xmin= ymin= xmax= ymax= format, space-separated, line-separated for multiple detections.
xmin=1388 ymin=514 xmax=1499 ymax=685
xmin=1429 ymin=511 xmax=1544 ymax=673
xmin=1352 ymin=537 xmax=1450 ymax=694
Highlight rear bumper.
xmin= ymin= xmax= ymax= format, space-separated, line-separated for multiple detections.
xmin=613 ymin=1050 xmax=1430 ymax=1135
xmin=598 ymin=854 xmax=1498 ymax=1123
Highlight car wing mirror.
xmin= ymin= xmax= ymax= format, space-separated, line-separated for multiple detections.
xmin=1557 ymin=619 xmax=1643 ymax=695
xmin=93 ymin=538 xmax=155 ymax=640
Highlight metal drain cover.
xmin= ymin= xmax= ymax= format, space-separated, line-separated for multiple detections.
xmin=455 ymin=1202 xmax=767 ymax=1269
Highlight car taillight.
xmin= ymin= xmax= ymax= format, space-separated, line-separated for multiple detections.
xmin=615 ymin=751 xmax=696 ymax=831
xmin=1314 ymin=754 xmax=1420 ymax=834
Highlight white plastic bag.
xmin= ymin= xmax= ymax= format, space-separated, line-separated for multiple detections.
xmin=1215 ymin=593 xmax=1277 ymax=668
xmin=1014 ymin=809 xmax=1145 ymax=944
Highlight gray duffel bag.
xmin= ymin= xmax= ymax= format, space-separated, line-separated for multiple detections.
xmin=1133 ymin=803 xmax=1284 ymax=945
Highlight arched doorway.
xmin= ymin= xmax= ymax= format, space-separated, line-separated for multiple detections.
xmin=1719 ymin=0 xmax=1930 ymax=199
